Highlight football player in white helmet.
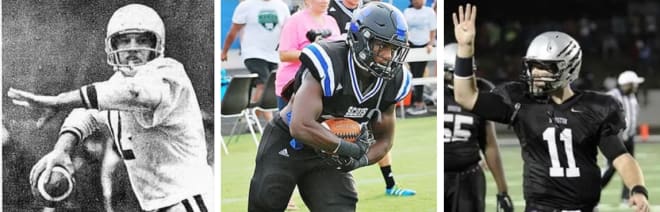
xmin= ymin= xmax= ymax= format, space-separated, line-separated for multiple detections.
xmin=8 ymin=4 xmax=213 ymax=212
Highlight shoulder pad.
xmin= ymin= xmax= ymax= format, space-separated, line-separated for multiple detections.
xmin=394 ymin=68 xmax=413 ymax=102
xmin=300 ymin=42 xmax=340 ymax=97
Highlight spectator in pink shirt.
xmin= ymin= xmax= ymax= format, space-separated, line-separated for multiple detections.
xmin=276 ymin=0 xmax=342 ymax=109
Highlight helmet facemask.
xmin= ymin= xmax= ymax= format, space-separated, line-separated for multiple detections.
xmin=521 ymin=31 xmax=582 ymax=97
xmin=106 ymin=31 xmax=161 ymax=72
xmin=349 ymin=28 xmax=409 ymax=80
xmin=347 ymin=2 xmax=409 ymax=81
xmin=521 ymin=60 xmax=565 ymax=96
xmin=104 ymin=4 xmax=165 ymax=76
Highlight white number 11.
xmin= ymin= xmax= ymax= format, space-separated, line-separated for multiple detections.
xmin=543 ymin=127 xmax=580 ymax=177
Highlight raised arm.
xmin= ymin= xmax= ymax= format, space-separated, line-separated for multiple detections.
xmin=451 ymin=4 xmax=479 ymax=110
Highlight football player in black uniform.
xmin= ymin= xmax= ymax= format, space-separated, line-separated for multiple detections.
xmin=248 ymin=2 xmax=413 ymax=211
xmin=444 ymin=42 xmax=513 ymax=212
xmin=328 ymin=0 xmax=417 ymax=197
xmin=451 ymin=4 xmax=650 ymax=212
xmin=328 ymin=0 xmax=360 ymax=35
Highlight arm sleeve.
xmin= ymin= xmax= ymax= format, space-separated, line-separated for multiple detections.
xmin=394 ymin=68 xmax=413 ymax=102
xmin=428 ymin=8 xmax=437 ymax=31
xmin=300 ymin=43 xmax=336 ymax=96
xmin=231 ymin=2 xmax=248 ymax=24
xmin=59 ymin=108 xmax=105 ymax=142
xmin=80 ymin=76 xmax=169 ymax=112
xmin=471 ymin=91 xmax=516 ymax=124
xmin=598 ymin=96 xmax=628 ymax=160
xmin=279 ymin=16 xmax=302 ymax=52
xmin=598 ymin=134 xmax=628 ymax=160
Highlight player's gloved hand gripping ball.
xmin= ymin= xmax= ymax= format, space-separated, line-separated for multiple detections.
xmin=319 ymin=118 xmax=373 ymax=172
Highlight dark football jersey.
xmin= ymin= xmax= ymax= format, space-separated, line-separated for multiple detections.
xmin=327 ymin=0 xmax=355 ymax=35
xmin=444 ymin=78 xmax=493 ymax=171
xmin=444 ymin=85 xmax=486 ymax=171
xmin=472 ymin=82 xmax=626 ymax=208
xmin=294 ymin=40 xmax=412 ymax=124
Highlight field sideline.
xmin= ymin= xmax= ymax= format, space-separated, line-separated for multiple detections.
xmin=221 ymin=116 xmax=438 ymax=211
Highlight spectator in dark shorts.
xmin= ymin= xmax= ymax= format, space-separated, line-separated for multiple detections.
xmin=403 ymin=0 xmax=436 ymax=115
xmin=222 ymin=0 xmax=291 ymax=122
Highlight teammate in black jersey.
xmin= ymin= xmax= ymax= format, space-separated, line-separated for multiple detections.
xmin=248 ymin=3 xmax=412 ymax=211
xmin=328 ymin=0 xmax=360 ymax=35
xmin=450 ymin=4 xmax=649 ymax=212
xmin=444 ymin=42 xmax=513 ymax=212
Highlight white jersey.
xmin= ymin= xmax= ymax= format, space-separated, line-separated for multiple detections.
xmin=233 ymin=0 xmax=291 ymax=64
xmin=61 ymin=57 xmax=213 ymax=211
xmin=403 ymin=6 xmax=437 ymax=46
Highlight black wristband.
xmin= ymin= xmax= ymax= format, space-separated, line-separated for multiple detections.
xmin=454 ymin=56 xmax=474 ymax=77
xmin=334 ymin=140 xmax=360 ymax=158
xmin=631 ymin=185 xmax=649 ymax=199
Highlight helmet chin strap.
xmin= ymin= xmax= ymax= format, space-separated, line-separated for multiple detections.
xmin=115 ymin=61 xmax=138 ymax=76
xmin=366 ymin=80 xmax=388 ymax=129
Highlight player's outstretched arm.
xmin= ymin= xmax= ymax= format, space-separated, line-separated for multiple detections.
xmin=364 ymin=104 xmax=396 ymax=164
xmin=8 ymin=87 xmax=84 ymax=110
xmin=613 ymin=154 xmax=650 ymax=212
xmin=452 ymin=3 xmax=479 ymax=111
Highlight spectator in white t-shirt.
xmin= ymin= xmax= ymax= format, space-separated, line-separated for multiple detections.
xmin=404 ymin=0 xmax=436 ymax=115
xmin=222 ymin=0 xmax=291 ymax=122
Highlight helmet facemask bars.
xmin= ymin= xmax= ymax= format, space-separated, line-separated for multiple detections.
xmin=347 ymin=2 xmax=409 ymax=80
xmin=521 ymin=31 xmax=582 ymax=96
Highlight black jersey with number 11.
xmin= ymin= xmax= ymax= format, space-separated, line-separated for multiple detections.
xmin=472 ymin=82 xmax=627 ymax=209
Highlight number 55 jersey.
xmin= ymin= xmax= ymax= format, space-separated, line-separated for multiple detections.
xmin=470 ymin=81 xmax=627 ymax=209
xmin=444 ymin=80 xmax=490 ymax=171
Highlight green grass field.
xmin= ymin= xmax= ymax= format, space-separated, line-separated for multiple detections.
xmin=484 ymin=142 xmax=660 ymax=211
xmin=221 ymin=116 xmax=437 ymax=212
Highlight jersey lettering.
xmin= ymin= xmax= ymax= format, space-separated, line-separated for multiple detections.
xmin=344 ymin=106 xmax=368 ymax=118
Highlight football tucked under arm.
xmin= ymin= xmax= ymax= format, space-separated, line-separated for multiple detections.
xmin=320 ymin=118 xmax=362 ymax=143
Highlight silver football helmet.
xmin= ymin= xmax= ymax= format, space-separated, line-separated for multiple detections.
xmin=443 ymin=43 xmax=458 ymax=72
xmin=522 ymin=31 xmax=582 ymax=96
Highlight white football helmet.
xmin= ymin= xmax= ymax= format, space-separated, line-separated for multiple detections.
xmin=522 ymin=31 xmax=582 ymax=96
xmin=105 ymin=4 xmax=165 ymax=71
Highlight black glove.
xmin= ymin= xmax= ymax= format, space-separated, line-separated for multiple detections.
xmin=354 ymin=125 xmax=375 ymax=157
xmin=317 ymin=152 xmax=369 ymax=172
xmin=306 ymin=29 xmax=332 ymax=43
xmin=333 ymin=125 xmax=374 ymax=161
xmin=338 ymin=155 xmax=369 ymax=172
xmin=496 ymin=192 xmax=514 ymax=212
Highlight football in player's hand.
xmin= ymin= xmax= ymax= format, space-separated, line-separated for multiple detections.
xmin=321 ymin=118 xmax=362 ymax=143
xmin=34 ymin=165 xmax=74 ymax=202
